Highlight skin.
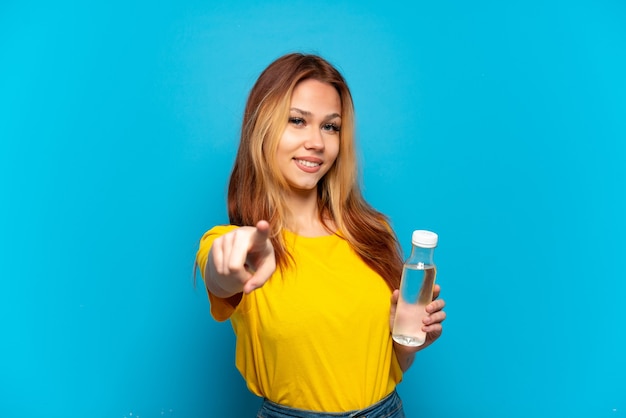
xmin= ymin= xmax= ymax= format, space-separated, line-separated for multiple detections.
xmin=275 ymin=79 xmax=342 ymax=237
xmin=277 ymin=79 xmax=341 ymax=198
xmin=206 ymin=219 xmax=275 ymax=297
xmin=205 ymin=79 xmax=446 ymax=372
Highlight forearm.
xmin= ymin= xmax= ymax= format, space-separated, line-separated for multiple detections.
xmin=393 ymin=341 xmax=417 ymax=372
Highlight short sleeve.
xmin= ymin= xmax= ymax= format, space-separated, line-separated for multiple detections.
xmin=195 ymin=224 xmax=239 ymax=321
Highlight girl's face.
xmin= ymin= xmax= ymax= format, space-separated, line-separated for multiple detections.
xmin=276 ymin=79 xmax=341 ymax=195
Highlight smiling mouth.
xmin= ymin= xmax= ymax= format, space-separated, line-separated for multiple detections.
xmin=295 ymin=159 xmax=321 ymax=168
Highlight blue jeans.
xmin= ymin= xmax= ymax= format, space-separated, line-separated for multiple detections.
xmin=256 ymin=390 xmax=405 ymax=418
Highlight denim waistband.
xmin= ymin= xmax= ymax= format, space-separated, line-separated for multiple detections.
xmin=256 ymin=390 xmax=405 ymax=418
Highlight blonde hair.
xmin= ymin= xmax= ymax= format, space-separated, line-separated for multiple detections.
xmin=227 ymin=53 xmax=402 ymax=289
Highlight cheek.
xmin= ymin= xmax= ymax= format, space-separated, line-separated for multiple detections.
xmin=327 ymin=139 xmax=340 ymax=162
xmin=277 ymin=131 xmax=299 ymax=155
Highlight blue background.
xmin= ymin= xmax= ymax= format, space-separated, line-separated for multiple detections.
xmin=1 ymin=1 xmax=625 ymax=417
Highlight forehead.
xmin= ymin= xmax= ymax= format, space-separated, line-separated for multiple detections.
xmin=290 ymin=79 xmax=341 ymax=114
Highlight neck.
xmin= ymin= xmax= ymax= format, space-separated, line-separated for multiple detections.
xmin=283 ymin=189 xmax=334 ymax=237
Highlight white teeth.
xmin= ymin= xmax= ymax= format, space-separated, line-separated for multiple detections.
xmin=296 ymin=159 xmax=321 ymax=167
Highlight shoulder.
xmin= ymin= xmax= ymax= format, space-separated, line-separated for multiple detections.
xmin=199 ymin=224 xmax=239 ymax=243
xmin=196 ymin=224 xmax=239 ymax=266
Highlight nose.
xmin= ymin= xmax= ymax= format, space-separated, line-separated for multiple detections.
xmin=304 ymin=128 xmax=324 ymax=151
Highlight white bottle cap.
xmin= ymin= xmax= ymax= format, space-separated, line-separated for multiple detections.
xmin=412 ymin=230 xmax=438 ymax=248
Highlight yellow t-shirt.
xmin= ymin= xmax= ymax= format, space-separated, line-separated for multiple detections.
xmin=196 ymin=225 xmax=403 ymax=412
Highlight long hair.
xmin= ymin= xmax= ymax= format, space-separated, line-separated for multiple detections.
xmin=228 ymin=53 xmax=402 ymax=290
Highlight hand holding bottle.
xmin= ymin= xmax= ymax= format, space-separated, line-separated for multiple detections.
xmin=390 ymin=284 xmax=446 ymax=351
xmin=392 ymin=230 xmax=444 ymax=346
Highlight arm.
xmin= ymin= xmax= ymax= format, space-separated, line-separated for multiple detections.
xmin=390 ymin=284 xmax=446 ymax=372
xmin=204 ymin=220 xmax=277 ymax=298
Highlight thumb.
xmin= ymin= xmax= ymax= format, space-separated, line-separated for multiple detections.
xmin=391 ymin=289 xmax=399 ymax=305
xmin=243 ymin=258 xmax=276 ymax=294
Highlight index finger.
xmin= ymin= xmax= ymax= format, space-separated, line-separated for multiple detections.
xmin=249 ymin=220 xmax=271 ymax=251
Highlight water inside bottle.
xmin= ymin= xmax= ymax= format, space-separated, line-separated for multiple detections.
xmin=392 ymin=264 xmax=436 ymax=346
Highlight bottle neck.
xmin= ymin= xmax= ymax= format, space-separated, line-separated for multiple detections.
xmin=407 ymin=245 xmax=435 ymax=266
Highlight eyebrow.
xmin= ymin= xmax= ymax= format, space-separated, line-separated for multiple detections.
xmin=290 ymin=107 xmax=341 ymax=120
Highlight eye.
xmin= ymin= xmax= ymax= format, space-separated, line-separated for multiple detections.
xmin=289 ymin=117 xmax=305 ymax=127
xmin=322 ymin=123 xmax=341 ymax=133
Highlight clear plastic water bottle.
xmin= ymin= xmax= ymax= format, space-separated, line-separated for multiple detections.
xmin=392 ymin=230 xmax=438 ymax=346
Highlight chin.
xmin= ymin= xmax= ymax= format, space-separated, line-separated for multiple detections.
xmin=287 ymin=183 xmax=319 ymax=193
